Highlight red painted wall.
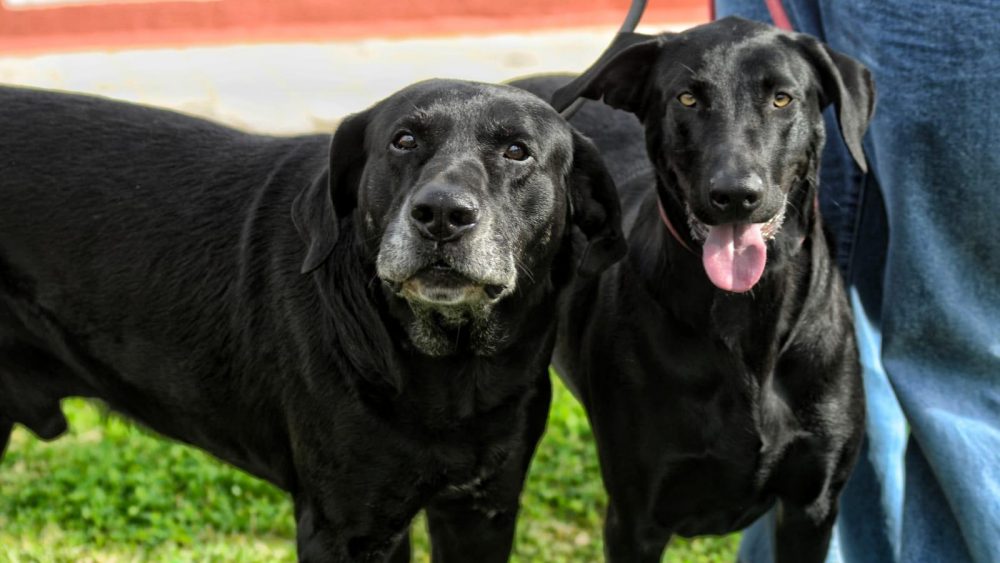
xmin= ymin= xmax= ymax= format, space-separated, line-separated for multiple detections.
xmin=0 ymin=0 xmax=709 ymax=53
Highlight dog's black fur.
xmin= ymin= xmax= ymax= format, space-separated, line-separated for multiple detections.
xmin=514 ymin=17 xmax=871 ymax=562
xmin=0 ymin=80 xmax=624 ymax=562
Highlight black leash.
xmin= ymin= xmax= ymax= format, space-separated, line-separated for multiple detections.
xmin=559 ymin=0 xmax=648 ymax=119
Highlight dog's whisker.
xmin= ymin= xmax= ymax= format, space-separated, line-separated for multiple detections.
xmin=515 ymin=257 xmax=536 ymax=284
xmin=785 ymin=197 xmax=803 ymax=219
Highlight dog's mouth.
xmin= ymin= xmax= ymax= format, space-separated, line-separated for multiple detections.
xmin=686 ymin=205 xmax=786 ymax=293
xmin=388 ymin=261 xmax=507 ymax=306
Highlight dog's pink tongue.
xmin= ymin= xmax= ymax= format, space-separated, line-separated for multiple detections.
xmin=702 ymin=223 xmax=767 ymax=293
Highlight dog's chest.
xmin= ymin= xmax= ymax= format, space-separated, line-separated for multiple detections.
xmin=401 ymin=405 xmax=526 ymax=493
xmin=649 ymin=367 xmax=807 ymax=535
xmin=652 ymin=427 xmax=784 ymax=535
xmin=429 ymin=439 xmax=514 ymax=510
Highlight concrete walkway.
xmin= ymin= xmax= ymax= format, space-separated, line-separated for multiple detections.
xmin=0 ymin=24 xmax=687 ymax=134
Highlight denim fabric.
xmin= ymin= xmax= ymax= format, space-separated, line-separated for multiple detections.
xmin=713 ymin=1 xmax=1000 ymax=562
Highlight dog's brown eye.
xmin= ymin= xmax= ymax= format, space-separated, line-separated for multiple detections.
xmin=503 ymin=143 xmax=529 ymax=161
xmin=678 ymin=92 xmax=697 ymax=107
xmin=391 ymin=132 xmax=417 ymax=150
xmin=773 ymin=93 xmax=792 ymax=108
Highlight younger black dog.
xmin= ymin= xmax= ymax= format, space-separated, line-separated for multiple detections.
xmin=516 ymin=16 xmax=871 ymax=562
xmin=0 ymin=80 xmax=623 ymax=561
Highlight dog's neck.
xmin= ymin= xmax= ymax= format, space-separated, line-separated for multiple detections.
xmin=627 ymin=173 xmax=821 ymax=369
xmin=375 ymin=283 xmax=557 ymax=431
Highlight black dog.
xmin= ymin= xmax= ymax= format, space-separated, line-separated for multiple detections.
xmin=515 ymin=16 xmax=871 ymax=562
xmin=0 ymin=80 xmax=623 ymax=562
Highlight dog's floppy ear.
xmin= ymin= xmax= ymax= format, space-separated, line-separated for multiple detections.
xmin=291 ymin=110 xmax=370 ymax=273
xmin=552 ymin=32 xmax=663 ymax=117
xmin=567 ymin=129 xmax=626 ymax=276
xmin=796 ymin=36 xmax=876 ymax=173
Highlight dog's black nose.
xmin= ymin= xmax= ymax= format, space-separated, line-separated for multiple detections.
xmin=409 ymin=184 xmax=480 ymax=242
xmin=708 ymin=175 xmax=764 ymax=215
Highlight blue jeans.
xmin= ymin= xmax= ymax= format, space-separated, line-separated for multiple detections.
xmin=713 ymin=1 xmax=1000 ymax=562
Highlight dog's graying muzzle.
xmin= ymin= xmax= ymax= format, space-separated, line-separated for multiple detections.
xmin=408 ymin=182 xmax=481 ymax=242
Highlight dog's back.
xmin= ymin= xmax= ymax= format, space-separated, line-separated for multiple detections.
xmin=0 ymin=86 xmax=330 ymax=482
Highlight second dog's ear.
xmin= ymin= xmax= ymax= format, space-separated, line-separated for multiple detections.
xmin=291 ymin=110 xmax=370 ymax=274
xmin=567 ymin=130 xmax=626 ymax=276
xmin=795 ymin=36 xmax=876 ymax=173
xmin=552 ymin=31 xmax=663 ymax=118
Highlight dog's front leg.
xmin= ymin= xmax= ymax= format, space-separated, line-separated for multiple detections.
xmin=423 ymin=446 xmax=534 ymax=562
xmin=294 ymin=496 xmax=346 ymax=563
xmin=424 ymin=492 xmax=520 ymax=563
xmin=603 ymin=501 xmax=670 ymax=563
xmin=425 ymin=373 xmax=551 ymax=562
xmin=294 ymin=493 xmax=412 ymax=563
xmin=384 ymin=528 xmax=411 ymax=563
xmin=424 ymin=438 xmax=542 ymax=563
xmin=773 ymin=497 xmax=837 ymax=563
xmin=594 ymin=415 xmax=671 ymax=562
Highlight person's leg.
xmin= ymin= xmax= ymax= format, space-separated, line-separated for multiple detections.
xmin=826 ymin=1 xmax=1000 ymax=560
xmin=837 ymin=177 xmax=904 ymax=563
xmin=714 ymin=0 xmax=773 ymax=24
xmin=899 ymin=440 xmax=976 ymax=562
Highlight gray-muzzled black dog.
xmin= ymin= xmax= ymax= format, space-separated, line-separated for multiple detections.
xmin=515 ymin=16 xmax=872 ymax=562
xmin=0 ymin=79 xmax=624 ymax=562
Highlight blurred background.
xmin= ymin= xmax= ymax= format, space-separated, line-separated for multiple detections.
xmin=0 ymin=1 xmax=739 ymax=561
xmin=0 ymin=0 xmax=707 ymax=132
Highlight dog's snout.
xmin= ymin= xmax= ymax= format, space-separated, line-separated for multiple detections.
xmin=708 ymin=174 xmax=764 ymax=215
xmin=409 ymin=183 xmax=480 ymax=242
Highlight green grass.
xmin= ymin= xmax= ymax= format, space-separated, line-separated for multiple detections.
xmin=0 ymin=377 xmax=739 ymax=562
